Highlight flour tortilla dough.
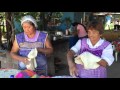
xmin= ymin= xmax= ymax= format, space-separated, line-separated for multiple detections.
xmin=74 ymin=51 xmax=101 ymax=69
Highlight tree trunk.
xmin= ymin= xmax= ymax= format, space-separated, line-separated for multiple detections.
xmin=5 ymin=12 xmax=13 ymax=51
xmin=0 ymin=16 xmax=4 ymax=48
xmin=40 ymin=12 xmax=53 ymax=30
xmin=0 ymin=26 xmax=2 ymax=47
xmin=40 ymin=12 xmax=46 ymax=30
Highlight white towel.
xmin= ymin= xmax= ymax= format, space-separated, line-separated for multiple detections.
xmin=26 ymin=48 xmax=38 ymax=70
xmin=74 ymin=52 xmax=101 ymax=69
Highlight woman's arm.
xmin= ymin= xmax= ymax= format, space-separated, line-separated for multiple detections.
xmin=67 ymin=50 xmax=76 ymax=65
xmin=37 ymin=37 xmax=53 ymax=55
xmin=10 ymin=38 xmax=28 ymax=64
xmin=67 ymin=50 xmax=78 ymax=77
xmin=97 ymin=59 xmax=108 ymax=67
xmin=97 ymin=44 xmax=114 ymax=67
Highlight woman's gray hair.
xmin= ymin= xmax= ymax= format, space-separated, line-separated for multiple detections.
xmin=21 ymin=15 xmax=38 ymax=28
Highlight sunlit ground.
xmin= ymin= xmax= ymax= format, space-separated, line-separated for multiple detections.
xmin=104 ymin=23 xmax=114 ymax=30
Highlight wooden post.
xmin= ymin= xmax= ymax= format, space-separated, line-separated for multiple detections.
xmin=115 ymin=52 xmax=118 ymax=62
xmin=83 ymin=12 xmax=86 ymax=22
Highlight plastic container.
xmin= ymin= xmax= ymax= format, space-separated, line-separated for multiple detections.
xmin=10 ymin=75 xmax=14 ymax=78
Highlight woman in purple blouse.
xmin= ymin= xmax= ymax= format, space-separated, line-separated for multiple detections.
xmin=10 ymin=15 xmax=53 ymax=76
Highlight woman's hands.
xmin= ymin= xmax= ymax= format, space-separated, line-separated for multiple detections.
xmin=67 ymin=50 xmax=79 ymax=77
xmin=21 ymin=57 xmax=30 ymax=64
xmin=69 ymin=63 xmax=79 ymax=77
xmin=97 ymin=59 xmax=108 ymax=67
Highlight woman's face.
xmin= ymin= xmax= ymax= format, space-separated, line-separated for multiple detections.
xmin=22 ymin=22 xmax=35 ymax=35
xmin=88 ymin=29 xmax=101 ymax=42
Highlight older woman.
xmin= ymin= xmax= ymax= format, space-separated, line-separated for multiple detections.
xmin=67 ymin=20 xmax=114 ymax=78
xmin=10 ymin=15 xmax=53 ymax=76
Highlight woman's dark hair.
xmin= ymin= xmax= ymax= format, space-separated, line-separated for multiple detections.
xmin=71 ymin=22 xmax=87 ymax=32
xmin=71 ymin=22 xmax=80 ymax=26
xmin=86 ymin=20 xmax=104 ymax=34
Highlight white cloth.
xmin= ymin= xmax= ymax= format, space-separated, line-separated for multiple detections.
xmin=26 ymin=48 xmax=38 ymax=70
xmin=75 ymin=51 xmax=101 ymax=69
xmin=21 ymin=15 xmax=38 ymax=28
xmin=71 ymin=38 xmax=114 ymax=66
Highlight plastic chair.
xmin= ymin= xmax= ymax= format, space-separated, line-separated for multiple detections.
xmin=112 ymin=45 xmax=118 ymax=62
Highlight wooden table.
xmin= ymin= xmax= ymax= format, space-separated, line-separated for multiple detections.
xmin=102 ymin=30 xmax=120 ymax=42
